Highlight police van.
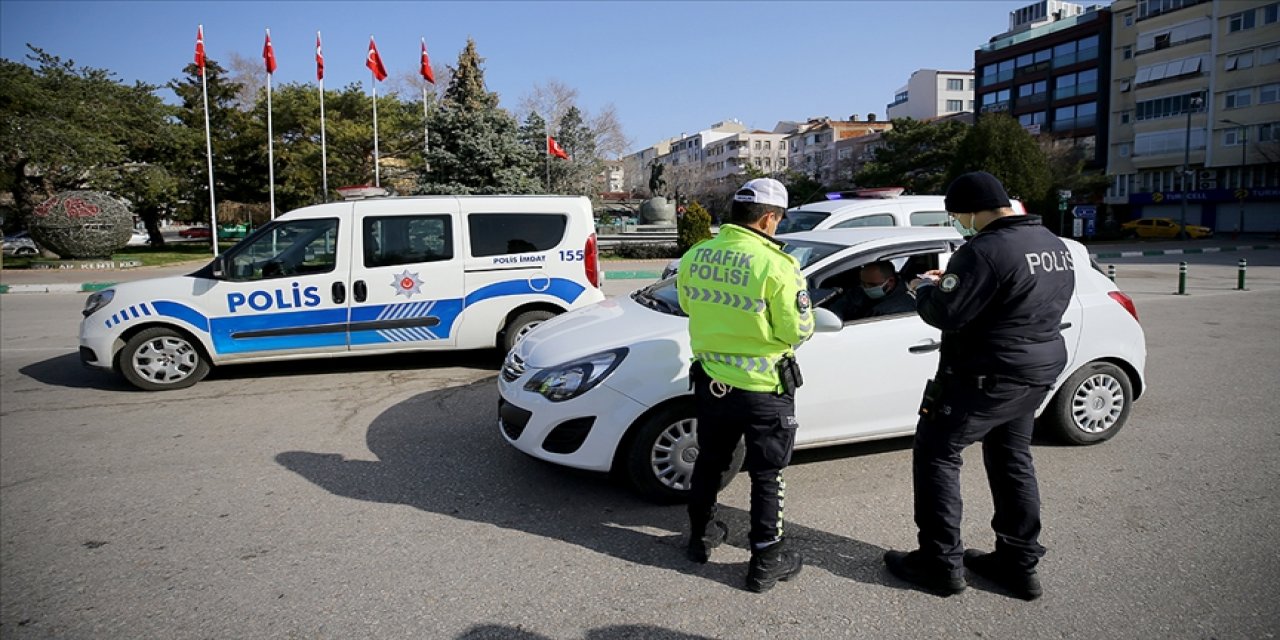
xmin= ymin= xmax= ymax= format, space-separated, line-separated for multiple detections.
xmin=79 ymin=195 xmax=605 ymax=391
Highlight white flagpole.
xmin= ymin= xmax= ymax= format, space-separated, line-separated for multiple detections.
xmin=320 ymin=76 xmax=329 ymax=202
xmin=422 ymin=85 xmax=430 ymax=175
xmin=545 ymin=127 xmax=551 ymax=193
xmin=372 ymin=73 xmax=380 ymax=187
xmin=200 ymin=25 xmax=218 ymax=257
xmin=266 ymin=30 xmax=276 ymax=220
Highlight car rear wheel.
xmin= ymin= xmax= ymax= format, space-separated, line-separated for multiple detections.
xmin=622 ymin=400 xmax=745 ymax=504
xmin=1043 ymin=362 xmax=1133 ymax=445
xmin=14 ymin=246 xmax=37 ymax=256
xmin=118 ymin=327 xmax=210 ymax=391
xmin=501 ymin=310 xmax=556 ymax=353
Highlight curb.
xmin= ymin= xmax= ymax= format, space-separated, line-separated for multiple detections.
xmin=0 ymin=282 xmax=114 ymax=294
xmin=1090 ymin=243 xmax=1276 ymax=260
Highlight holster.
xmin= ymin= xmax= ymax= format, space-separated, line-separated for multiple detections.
xmin=918 ymin=378 xmax=943 ymax=418
xmin=776 ymin=355 xmax=803 ymax=395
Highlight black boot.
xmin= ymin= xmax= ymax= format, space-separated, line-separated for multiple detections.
xmin=745 ymin=539 xmax=802 ymax=593
xmin=884 ymin=549 xmax=966 ymax=596
xmin=686 ymin=519 xmax=729 ymax=563
xmin=963 ymin=549 xmax=1042 ymax=601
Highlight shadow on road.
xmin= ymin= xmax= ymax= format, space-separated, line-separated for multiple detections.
xmin=458 ymin=624 xmax=716 ymax=639
xmin=276 ymin=379 xmax=891 ymax=592
xmin=18 ymin=352 xmax=134 ymax=391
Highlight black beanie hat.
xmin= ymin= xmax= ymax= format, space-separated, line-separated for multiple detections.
xmin=945 ymin=171 xmax=1012 ymax=214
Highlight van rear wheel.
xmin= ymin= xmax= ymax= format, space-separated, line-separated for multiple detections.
xmin=502 ymin=310 xmax=556 ymax=353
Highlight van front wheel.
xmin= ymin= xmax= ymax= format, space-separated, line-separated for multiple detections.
xmin=502 ymin=310 xmax=556 ymax=353
xmin=118 ymin=327 xmax=210 ymax=391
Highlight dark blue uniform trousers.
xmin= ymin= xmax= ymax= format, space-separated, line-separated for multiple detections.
xmin=688 ymin=364 xmax=797 ymax=547
xmin=913 ymin=375 xmax=1051 ymax=573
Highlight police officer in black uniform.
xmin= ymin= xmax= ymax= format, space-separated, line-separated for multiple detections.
xmin=883 ymin=171 xmax=1075 ymax=601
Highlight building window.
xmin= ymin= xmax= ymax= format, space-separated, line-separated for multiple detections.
xmin=1137 ymin=18 xmax=1212 ymax=53
xmin=1225 ymin=51 xmax=1255 ymax=71
xmin=763 ymin=140 xmax=771 ymax=150
xmin=1123 ymin=45 xmax=1133 ymax=60
xmin=754 ymin=140 xmax=762 ymax=150
xmin=1259 ymin=122 xmax=1279 ymax=142
xmin=1119 ymin=143 xmax=1131 ymax=158
xmin=1121 ymin=111 xmax=1131 ymax=124
xmin=1225 ymin=88 xmax=1253 ymax=109
xmin=1135 ymin=128 xmax=1207 ymax=156
xmin=1261 ymin=83 xmax=1280 ymax=104
xmin=1124 ymin=12 xmax=1134 ymax=26
xmin=1261 ymin=45 xmax=1280 ymax=66
xmin=1136 ymin=92 xmax=1205 ymax=121
xmin=1265 ymin=2 xmax=1279 ymax=24
xmin=1018 ymin=111 xmax=1046 ymax=127
xmin=1135 ymin=55 xmax=1204 ymax=85
xmin=945 ymin=99 xmax=963 ymax=111
xmin=1053 ymin=102 xmax=1097 ymax=131
xmin=1120 ymin=79 xmax=1133 ymax=92
xmin=969 ymin=79 xmax=976 ymax=90
xmin=1054 ymin=69 xmax=1097 ymax=100
xmin=969 ymin=99 xmax=975 ymax=110
xmin=1223 ymin=129 xmax=1243 ymax=146
xmin=1228 ymin=9 xmax=1256 ymax=32
xmin=946 ymin=78 xmax=964 ymax=91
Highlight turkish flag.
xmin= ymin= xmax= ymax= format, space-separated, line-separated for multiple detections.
xmin=420 ymin=39 xmax=435 ymax=84
xmin=548 ymin=136 xmax=569 ymax=160
xmin=315 ymin=32 xmax=324 ymax=81
xmin=263 ymin=30 xmax=277 ymax=74
xmin=366 ymin=37 xmax=388 ymax=81
xmin=194 ymin=26 xmax=206 ymax=75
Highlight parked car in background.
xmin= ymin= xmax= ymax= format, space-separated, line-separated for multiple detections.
xmin=501 ymin=226 xmax=1146 ymax=502
xmin=126 ymin=229 xmax=151 ymax=247
xmin=1120 ymin=217 xmax=1212 ymax=239
xmin=178 ymin=226 xmax=212 ymax=239
xmin=2 ymin=231 xmax=39 ymax=257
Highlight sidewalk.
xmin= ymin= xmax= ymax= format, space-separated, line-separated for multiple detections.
xmin=2 ymin=239 xmax=1276 ymax=294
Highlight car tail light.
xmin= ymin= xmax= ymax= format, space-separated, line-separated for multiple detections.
xmin=1108 ymin=291 xmax=1138 ymax=322
xmin=584 ymin=233 xmax=601 ymax=288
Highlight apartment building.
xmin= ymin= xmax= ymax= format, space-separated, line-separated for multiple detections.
xmin=785 ymin=116 xmax=894 ymax=184
xmin=974 ymin=2 xmax=1112 ymax=169
xmin=596 ymin=159 xmax=624 ymax=194
xmin=886 ymin=69 xmax=977 ymax=121
xmin=704 ymin=131 xmax=790 ymax=184
xmin=1106 ymin=0 xmax=1280 ymax=231
xmin=621 ymin=138 xmax=676 ymax=195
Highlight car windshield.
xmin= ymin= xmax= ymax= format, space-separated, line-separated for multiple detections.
xmin=632 ymin=238 xmax=844 ymax=316
xmin=776 ymin=210 xmax=829 ymax=233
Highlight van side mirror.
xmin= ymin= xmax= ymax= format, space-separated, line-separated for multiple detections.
xmin=211 ymin=254 xmax=227 ymax=279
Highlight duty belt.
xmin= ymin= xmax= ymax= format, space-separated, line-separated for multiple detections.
xmin=693 ymin=351 xmax=781 ymax=374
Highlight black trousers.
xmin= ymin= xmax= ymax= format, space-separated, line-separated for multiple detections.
xmin=913 ymin=374 xmax=1052 ymax=573
xmin=687 ymin=365 xmax=798 ymax=547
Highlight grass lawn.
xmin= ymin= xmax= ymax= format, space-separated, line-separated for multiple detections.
xmin=2 ymin=241 xmax=235 ymax=269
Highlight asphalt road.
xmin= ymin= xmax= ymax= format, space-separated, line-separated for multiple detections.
xmin=1 ymin=253 xmax=1278 ymax=639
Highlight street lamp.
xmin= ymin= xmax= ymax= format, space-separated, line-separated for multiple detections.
xmin=1220 ymin=118 xmax=1248 ymax=235
xmin=1179 ymin=93 xmax=1204 ymax=240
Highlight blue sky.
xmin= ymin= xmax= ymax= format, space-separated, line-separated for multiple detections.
xmin=1 ymin=0 xmax=1067 ymax=154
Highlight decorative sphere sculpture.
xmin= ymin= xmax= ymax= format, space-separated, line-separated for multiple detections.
xmin=28 ymin=191 xmax=132 ymax=258
xmin=639 ymin=196 xmax=676 ymax=224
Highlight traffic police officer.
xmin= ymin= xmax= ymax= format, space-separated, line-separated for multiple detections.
xmin=677 ymin=178 xmax=813 ymax=593
xmin=884 ymin=171 xmax=1075 ymax=600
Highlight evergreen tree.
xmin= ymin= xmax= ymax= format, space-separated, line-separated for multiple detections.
xmin=678 ymin=200 xmax=712 ymax=255
xmin=549 ymin=105 xmax=601 ymax=197
xmin=418 ymin=39 xmax=538 ymax=194
xmin=517 ymin=111 xmax=548 ymax=193
xmin=948 ymin=114 xmax=1052 ymax=208
xmin=855 ymin=118 xmax=969 ymax=194
xmin=169 ymin=57 xmax=254 ymax=220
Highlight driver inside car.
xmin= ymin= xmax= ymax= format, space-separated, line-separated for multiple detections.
xmin=827 ymin=261 xmax=917 ymax=321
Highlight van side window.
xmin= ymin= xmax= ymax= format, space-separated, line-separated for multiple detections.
xmin=468 ymin=213 xmax=568 ymax=257
xmin=228 ymin=218 xmax=339 ymax=281
xmin=364 ymin=215 xmax=453 ymax=268
xmin=831 ymin=213 xmax=896 ymax=229
xmin=910 ymin=211 xmax=951 ymax=227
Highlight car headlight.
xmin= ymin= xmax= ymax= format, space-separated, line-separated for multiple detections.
xmin=524 ymin=348 xmax=628 ymax=402
xmin=82 ymin=289 xmax=115 ymax=317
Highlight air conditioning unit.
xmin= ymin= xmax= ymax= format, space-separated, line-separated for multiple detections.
xmin=1198 ymin=169 xmax=1216 ymax=180
xmin=1199 ymin=180 xmax=1217 ymax=190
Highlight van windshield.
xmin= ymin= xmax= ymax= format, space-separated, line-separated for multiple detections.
xmin=776 ymin=210 xmax=829 ymax=234
xmin=632 ymin=239 xmax=843 ymax=317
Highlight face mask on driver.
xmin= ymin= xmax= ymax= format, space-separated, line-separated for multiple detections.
xmin=863 ymin=282 xmax=889 ymax=299
xmin=951 ymin=214 xmax=978 ymax=238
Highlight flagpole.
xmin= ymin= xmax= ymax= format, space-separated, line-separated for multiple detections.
xmin=200 ymin=27 xmax=218 ymax=258
xmin=545 ymin=127 xmax=550 ymax=193
xmin=319 ymin=76 xmax=328 ymax=201
xmin=266 ymin=31 xmax=276 ymax=219
xmin=422 ymin=86 xmax=430 ymax=175
xmin=372 ymin=72 xmax=380 ymax=187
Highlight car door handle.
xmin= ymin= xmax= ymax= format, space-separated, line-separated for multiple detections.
xmin=353 ymin=280 xmax=367 ymax=303
xmin=1059 ymin=322 xmax=1072 ymax=330
xmin=909 ymin=339 xmax=941 ymax=353
xmin=331 ymin=282 xmax=346 ymax=304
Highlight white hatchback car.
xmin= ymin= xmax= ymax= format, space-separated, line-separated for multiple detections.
xmin=498 ymin=227 xmax=1146 ymax=502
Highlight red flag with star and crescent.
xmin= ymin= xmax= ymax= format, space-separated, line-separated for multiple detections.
xmin=366 ymin=37 xmax=388 ymax=81
xmin=420 ymin=39 xmax=435 ymax=84
xmin=263 ymin=30 xmax=277 ymax=74
xmin=315 ymin=32 xmax=324 ymax=81
xmin=548 ymin=136 xmax=569 ymax=160
xmin=194 ymin=26 xmax=206 ymax=75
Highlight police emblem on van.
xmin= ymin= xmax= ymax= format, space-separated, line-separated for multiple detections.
xmin=392 ymin=270 xmax=424 ymax=298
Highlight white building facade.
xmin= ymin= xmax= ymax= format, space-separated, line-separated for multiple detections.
xmin=886 ymin=69 xmax=977 ymax=121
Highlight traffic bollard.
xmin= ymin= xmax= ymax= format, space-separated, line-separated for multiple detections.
xmin=1107 ymin=264 xmax=1116 ymax=282
xmin=1237 ymin=258 xmax=1248 ymax=291
xmin=1177 ymin=262 xmax=1188 ymax=295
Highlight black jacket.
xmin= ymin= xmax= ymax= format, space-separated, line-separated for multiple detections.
xmin=916 ymin=215 xmax=1076 ymax=385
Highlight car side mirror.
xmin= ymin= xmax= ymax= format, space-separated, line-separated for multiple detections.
xmin=211 ymin=254 xmax=227 ymax=279
xmin=813 ymin=308 xmax=843 ymax=333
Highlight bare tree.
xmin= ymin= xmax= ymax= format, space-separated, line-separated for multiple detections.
xmin=226 ymin=52 xmax=265 ymax=110
xmin=387 ymin=63 xmax=452 ymax=101
xmin=590 ymin=102 xmax=632 ymax=160
xmin=518 ymin=79 xmax=578 ymax=132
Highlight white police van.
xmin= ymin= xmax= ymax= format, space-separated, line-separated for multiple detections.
xmin=79 ymin=195 xmax=605 ymax=391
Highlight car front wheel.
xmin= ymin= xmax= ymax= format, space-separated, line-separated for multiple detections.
xmin=1043 ymin=361 xmax=1133 ymax=445
xmin=501 ymin=310 xmax=555 ymax=353
xmin=622 ymin=400 xmax=745 ymax=503
xmin=118 ymin=327 xmax=211 ymax=391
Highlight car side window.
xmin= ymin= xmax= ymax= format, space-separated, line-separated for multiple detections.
xmin=910 ymin=211 xmax=950 ymax=227
xmin=468 ymin=213 xmax=567 ymax=257
xmin=831 ymin=213 xmax=896 ymax=229
xmin=813 ymin=249 xmax=944 ymax=325
xmin=364 ymin=215 xmax=453 ymax=268
xmin=227 ymin=218 xmax=339 ymax=281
